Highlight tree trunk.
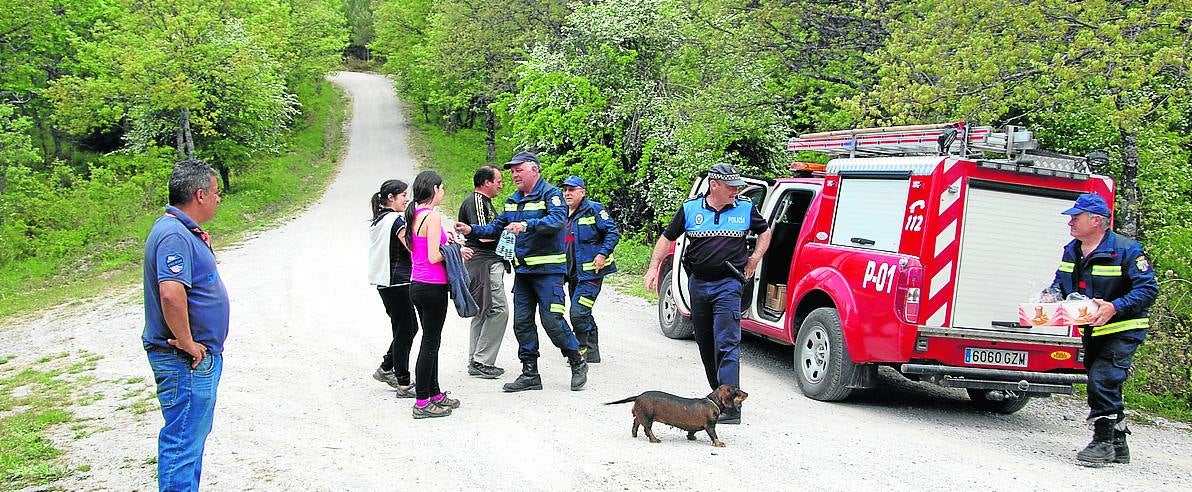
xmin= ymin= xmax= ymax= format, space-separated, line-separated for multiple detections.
xmin=179 ymin=109 xmax=195 ymax=159
xmin=444 ymin=109 xmax=458 ymax=135
xmin=216 ymin=161 xmax=231 ymax=191
xmin=485 ymin=107 xmax=496 ymax=164
xmin=1117 ymin=127 xmax=1142 ymax=239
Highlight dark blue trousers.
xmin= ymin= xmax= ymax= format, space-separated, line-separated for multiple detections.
xmin=1084 ymin=330 xmax=1144 ymax=420
xmin=512 ymin=273 xmax=580 ymax=362
xmin=689 ymin=276 xmax=743 ymax=390
xmin=567 ymin=278 xmax=603 ymax=343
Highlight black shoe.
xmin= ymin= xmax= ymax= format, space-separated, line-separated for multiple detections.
xmin=718 ymin=406 xmax=741 ymax=425
xmin=569 ymin=357 xmax=588 ymax=391
xmin=1113 ymin=427 xmax=1131 ymax=464
xmin=1077 ymin=418 xmax=1116 ymax=466
xmin=503 ymin=362 xmax=543 ymax=392
xmin=468 ymin=361 xmax=502 ymax=379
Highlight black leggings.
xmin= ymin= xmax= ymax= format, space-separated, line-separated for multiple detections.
xmin=378 ymin=285 xmax=418 ymax=385
xmin=410 ymin=282 xmax=449 ymax=400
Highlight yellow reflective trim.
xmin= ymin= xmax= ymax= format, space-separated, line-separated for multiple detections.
xmin=582 ymin=257 xmax=615 ymax=271
xmin=577 ymin=217 xmax=596 ymax=225
xmin=578 ymin=296 xmax=596 ymax=308
xmin=522 ymin=254 xmax=566 ymax=265
xmin=1058 ymin=262 xmax=1074 ymax=273
xmin=504 ymin=203 xmax=519 ymax=212
xmin=522 ymin=201 xmax=546 ymax=211
xmin=1091 ymin=265 xmax=1122 ymax=276
xmin=1091 ymin=318 xmax=1149 ymax=336
xmin=550 ymin=303 xmax=566 ymax=314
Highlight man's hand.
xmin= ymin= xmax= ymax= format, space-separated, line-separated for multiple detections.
xmin=593 ymin=254 xmax=607 ymax=273
xmin=454 ymin=222 xmax=472 ymax=234
xmin=644 ymin=267 xmax=660 ymax=293
xmin=461 ymin=246 xmax=475 ymax=261
xmin=744 ymin=255 xmax=762 ymax=279
xmin=168 ymin=338 xmax=207 ymax=368
xmin=504 ymin=221 xmax=528 ymax=235
xmin=1089 ymin=298 xmax=1118 ymax=326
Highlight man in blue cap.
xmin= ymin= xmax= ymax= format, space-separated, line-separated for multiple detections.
xmin=456 ymin=151 xmax=589 ymax=392
xmin=643 ymin=163 xmax=771 ymax=424
xmin=1050 ymin=192 xmax=1158 ymax=466
xmin=561 ymin=175 xmax=620 ymax=363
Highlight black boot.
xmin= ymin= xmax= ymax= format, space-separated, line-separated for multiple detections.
xmin=502 ymin=361 xmax=543 ymax=392
xmin=1077 ymin=417 xmax=1116 ymax=466
xmin=568 ymin=354 xmax=588 ymax=391
xmin=1113 ymin=425 xmax=1131 ymax=464
xmin=586 ymin=329 xmax=601 ymax=363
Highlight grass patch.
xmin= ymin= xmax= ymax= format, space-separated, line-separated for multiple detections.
xmin=0 ymin=352 xmax=99 ymax=491
xmin=0 ymin=80 xmax=349 ymax=322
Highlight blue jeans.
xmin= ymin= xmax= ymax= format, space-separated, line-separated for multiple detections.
xmin=689 ymin=277 xmax=743 ymax=389
xmin=511 ymin=273 xmax=580 ymax=361
xmin=148 ymin=350 xmax=223 ymax=492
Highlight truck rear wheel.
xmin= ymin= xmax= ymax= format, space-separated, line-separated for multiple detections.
xmin=658 ymin=270 xmax=694 ymax=339
xmin=966 ymin=389 xmax=1031 ymax=414
xmin=794 ymin=307 xmax=855 ymax=401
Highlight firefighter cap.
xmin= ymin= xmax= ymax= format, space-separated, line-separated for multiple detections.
xmin=1061 ymin=193 xmax=1111 ymax=217
xmin=561 ymin=175 xmax=586 ymax=189
xmin=708 ymin=163 xmax=746 ymax=186
xmin=504 ymin=151 xmax=540 ymax=169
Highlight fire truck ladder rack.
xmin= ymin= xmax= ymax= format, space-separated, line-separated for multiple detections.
xmin=787 ymin=122 xmax=1091 ymax=178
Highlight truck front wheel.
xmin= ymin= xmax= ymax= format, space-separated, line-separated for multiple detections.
xmin=967 ymin=389 xmax=1031 ymax=414
xmin=794 ymin=307 xmax=855 ymax=401
xmin=658 ymin=270 xmax=694 ymax=339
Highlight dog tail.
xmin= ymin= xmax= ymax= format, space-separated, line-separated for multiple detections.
xmin=604 ymin=396 xmax=638 ymax=405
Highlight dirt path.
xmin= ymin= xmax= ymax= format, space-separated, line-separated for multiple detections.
xmin=4 ymin=71 xmax=1191 ymax=491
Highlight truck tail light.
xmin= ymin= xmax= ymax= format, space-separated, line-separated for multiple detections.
xmin=896 ymin=264 xmax=923 ymax=324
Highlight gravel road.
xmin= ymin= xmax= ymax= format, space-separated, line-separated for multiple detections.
xmin=3 ymin=71 xmax=1190 ymax=491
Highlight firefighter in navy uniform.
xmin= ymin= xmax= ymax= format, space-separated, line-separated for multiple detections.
xmin=1051 ymin=193 xmax=1158 ymax=466
xmin=456 ymin=151 xmax=589 ymax=392
xmin=560 ymin=175 xmax=620 ymax=363
xmin=644 ymin=163 xmax=772 ymax=424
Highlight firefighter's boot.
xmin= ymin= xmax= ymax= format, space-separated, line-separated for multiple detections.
xmin=568 ymin=353 xmax=588 ymax=391
xmin=1077 ymin=417 xmax=1116 ymax=466
xmin=502 ymin=361 xmax=543 ymax=393
xmin=586 ymin=329 xmax=601 ymax=363
xmin=1113 ymin=424 xmax=1131 ymax=464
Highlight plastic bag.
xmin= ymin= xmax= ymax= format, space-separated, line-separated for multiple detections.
xmin=495 ymin=230 xmax=516 ymax=261
xmin=1065 ymin=292 xmax=1090 ymax=301
xmin=1031 ymin=287 xmax=1063 ymax=303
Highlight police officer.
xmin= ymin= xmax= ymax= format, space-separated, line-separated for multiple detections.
xmin=1051 ymin=193 xmax=1158 ymax=466
xmin=456 ymin=151 xmax=588 ymax=392
xmin=643 ymin=163 xmax=771 ymax=424
xmin=561 ymin=175 xmax=620 ymax=363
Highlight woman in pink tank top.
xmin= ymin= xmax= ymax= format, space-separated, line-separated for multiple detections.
xmin=402 ymin=171 xmax=459 ymax=418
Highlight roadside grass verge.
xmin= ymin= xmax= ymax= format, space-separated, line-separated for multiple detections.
xmin=0 ymin=351 xmax=101 ymax=491
xmin=0 ymin=80 xmax=349 ymax=322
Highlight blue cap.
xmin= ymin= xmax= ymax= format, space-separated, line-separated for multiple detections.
xmin=504 ymin=151 xmax=540 ymax=169
xmin=561 ymin=175 xmax=586 ymax=189
xmin=1061 ymin=193 xmax=1111 ymax=217
xmin=708 ymin=163 xmax=746 ymax=186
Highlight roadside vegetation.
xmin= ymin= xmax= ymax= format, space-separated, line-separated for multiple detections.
xmin=368 ymin=0 xmax=1190 ymax=420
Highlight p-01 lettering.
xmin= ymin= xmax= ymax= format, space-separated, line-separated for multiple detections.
xmin=862 ymin=260 xmax=896 ymax=294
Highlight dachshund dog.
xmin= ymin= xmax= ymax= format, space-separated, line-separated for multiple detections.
xmin=605 ymin=384 xmax=748 ymax=447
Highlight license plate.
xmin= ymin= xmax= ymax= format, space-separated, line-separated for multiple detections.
xmin=964 ymin=348 xmax=1028 ymax=368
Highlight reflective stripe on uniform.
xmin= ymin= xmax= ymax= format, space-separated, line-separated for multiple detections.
xmin=522 ymin=201 xmax=546 ymax=211
xmin=578 ymin=296 xmax=596 ymax=308
xmin=1091 ymin=265 xmax=1122 ymax=276
xmin=504 ymin=203 xmax=519 ymax=212
xmin=582 ymin=257 xmax=615 ymax=271
xmin=1058 ymin=261 xmax=1074 ymax=273
xmin=1091 ymin=318 xmax=1149 ymax=336
xmin=522 ymin=254 xmax=566 ymax=265
xmin=550 ymin=303 xmax=566 ymax=314
xmin=577 ymin=217 xmax=596 ymax=225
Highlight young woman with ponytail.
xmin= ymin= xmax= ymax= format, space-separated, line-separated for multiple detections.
xmin=367 ymin=179 xmax=417 ymax=397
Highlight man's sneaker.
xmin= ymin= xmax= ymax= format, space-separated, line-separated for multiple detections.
xmin=467 ymin=361 xmax=503 ymax=379
xmin=412 ymin=401 xmax=452 ymax=419
xmin=394 ymin=384 xmax=417 ymax=398
xmin=431 ymin=392 xmax=461 ymax=409
xmin=372 ymin=367 xmax=402 ymax=388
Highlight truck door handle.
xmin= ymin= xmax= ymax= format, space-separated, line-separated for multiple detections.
xmin=851 ymin=237 xmax=875 ymax=246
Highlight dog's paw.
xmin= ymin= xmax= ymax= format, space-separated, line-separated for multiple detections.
xmin=649 ymin=438 xmax=662 ymax=443
xmin=713 ymin=440 xmax=726 ymax=448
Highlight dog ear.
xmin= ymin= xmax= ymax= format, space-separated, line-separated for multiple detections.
xmin=716 ymin=384 xmax=732 ymax=406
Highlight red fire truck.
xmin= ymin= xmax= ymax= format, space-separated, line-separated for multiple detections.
xmin=656 ymin=122 xmax=1108 ymax=413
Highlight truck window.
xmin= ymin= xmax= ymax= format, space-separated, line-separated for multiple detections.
xmin=830 ymin=176 xmax=910 ymax=253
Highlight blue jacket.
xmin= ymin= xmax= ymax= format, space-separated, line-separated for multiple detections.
xmin=566 ymin=198 xmax=620 ymax=281
xmin=1051 ymin=231 xmax=1159 ymax=338
xmin=470 ymin=178 xmax=568 ymax=275
xmin=440 ymin=241 xmax=479 ymax=317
